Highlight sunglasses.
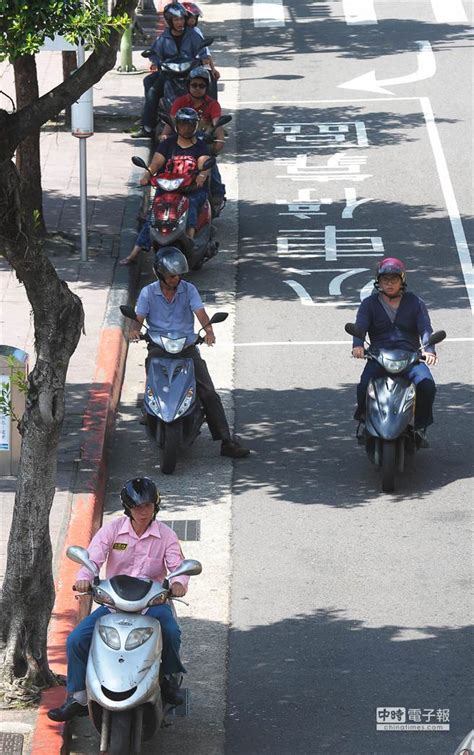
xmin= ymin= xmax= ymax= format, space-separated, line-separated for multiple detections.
xmin=190 ymin=82 xmax=206 ymax=89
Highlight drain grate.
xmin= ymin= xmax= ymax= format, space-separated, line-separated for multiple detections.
xmin=0 ymin=733 xmax=24 ymax=754
xmin=162 ymin=520 xmax=200 ymax=541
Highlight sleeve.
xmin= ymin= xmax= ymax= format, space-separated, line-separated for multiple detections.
xmin=164 ymin=531 xmax=189 ymax=591
xmin=170 ymin=97 xmax=185 ymax=117
xmin=76 ymin=522 xmax=116 ymax=581
xmin=416 ymin=297 xmax=434 ymax=351
xmin=135 ymin=286 xmax=150 ymax=318
xmin=187 ymin=283 xmax=204 ymax=312
xmin=156 ymin=138 xmax=172 ymax=161
xmin=209 ymin=100 xmax=222 ymax=121
xmin=192 ymin=29 xmax=209 ymax=58
xmin=353 ymin=298 xmax=371 ymax=347
xmin=150 ymin=36 xmax=164 ymax=67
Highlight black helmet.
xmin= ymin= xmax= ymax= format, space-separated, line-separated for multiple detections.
xmin=153 ymin=247 xmax=189 ymax=279
xmin=187 ymin=66 xmax=210 ymax=93
xmin=163 ymin=2 xmax=187 ymax=26
xmin=121 ymin=477 xmax=160 ymax=518
xmin=175 ymin=106 xmax=200 ymax=133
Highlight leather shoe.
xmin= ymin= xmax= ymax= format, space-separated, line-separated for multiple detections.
xmin=47 ymin=696 xmax=88 ymax=722
xmin=221 ymin=437 xmax=250 ymax=458
xmin=130 ymin=127 xmax=152 ymax=139
xmin=161 ymin=676 xmax=184 ymax=707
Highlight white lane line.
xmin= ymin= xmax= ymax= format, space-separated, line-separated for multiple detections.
xmin=253 ymin=0 xmax=285 ymax=28
xmin=342 ymin=0 xmax=377 ymax=25
xmin=421 ymin=97 xmax=474 ymax=313
xmin=431 ymin=0 xmax=467 ymax=23
xmin=231 ymin=338 xmax=474 ymax=347
xmin=238 ymin=97 xmax=422 ymax=104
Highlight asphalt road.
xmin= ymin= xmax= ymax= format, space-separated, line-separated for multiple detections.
xmin=227 ymin=1 xmax=473 ymax=753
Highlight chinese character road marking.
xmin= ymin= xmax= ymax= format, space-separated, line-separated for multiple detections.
xmin=274 ymin=121 xmax=368 ymax=148
xmin=277 ymin=228 xmax=384 ymax=259
xmin=275 ymin=152 xmax=372 ymax=182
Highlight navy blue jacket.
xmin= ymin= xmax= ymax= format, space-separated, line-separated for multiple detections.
xmin=149 ymin=28 xmax=209 ymax=67
xmin=353 ymin=292 xmax=434 ymax=353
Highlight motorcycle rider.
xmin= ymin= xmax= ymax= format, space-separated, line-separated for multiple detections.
xmin=182 ymin=2 xmax=220 ymax=98
xmin=121 ymin=107 xmax=210 ymax=266
xmin=132 ymin=2 xmax=211 ymax=139
xmin=48 ymin=477 xmax=188 ymax=722
xmin=161 ymin=66 xmax=226 ymax=210
xmin=130 ymin=247 xmax=250 ymax=458
xmin=351 ymin=258 xmax=438 ymax=446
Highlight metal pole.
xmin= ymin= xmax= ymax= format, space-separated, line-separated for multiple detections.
xmin=76 ymin=42 xmax=88 ymax=262
xmin=79 ymin=138 xmax=88 ymax=262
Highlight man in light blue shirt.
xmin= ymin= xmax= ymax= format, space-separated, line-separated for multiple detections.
xmin=131 ymin=247 xmax=250 ymax=458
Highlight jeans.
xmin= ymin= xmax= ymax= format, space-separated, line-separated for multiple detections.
xmin=142 ymin=72 xmax=167 ymax=130
xmin=66 ymin=603 xmax=185 ymax=694
xmin=356 ymin=361 xmax=436 ymax=429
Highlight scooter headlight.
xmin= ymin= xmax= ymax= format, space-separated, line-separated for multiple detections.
xmin=99 ymin=626 xmax=121 ymax=650
xmin=176 ymin=388 xmax=194 ymax=417
xmin=157 ymin=178 xmax=184 ymax=191
xmin=381 ymin=356 xmax=409 ymax=373
xmin=125 ymin=627 xmax=154 ymax=650
xmin=94 ymin=587 xmax=115 ymax=607
xmin=160 ymin=336 xmax=187 ymax=354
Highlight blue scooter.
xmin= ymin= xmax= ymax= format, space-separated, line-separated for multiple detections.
xmin=345 ymin=323 xmax=446 ymax=493
xmin=121 ymin=306 xmax=228 ymax=474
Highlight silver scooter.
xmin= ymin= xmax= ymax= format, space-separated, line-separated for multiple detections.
xmin=121 ymin=306 xmax=228 ymax=474
xmin=67 ymin=545 xmax=202 ymax=755
xmin=345 ymin=323 xmax=446 ymax=493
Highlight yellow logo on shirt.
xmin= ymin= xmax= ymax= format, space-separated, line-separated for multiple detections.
xmin=113 ymin=542 xmax=128 ymax=551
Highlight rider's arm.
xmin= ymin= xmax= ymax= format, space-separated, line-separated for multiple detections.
xmin=353 ymin=297 xmax=371 ymax=349
xmin=195 ymin=306 xmax=215 ymax=346
xmin=416 ymin=297 xmax=435 ymax=353
xmin=140 ymin=151 xmax=166 ymax=184
xmin=194 ymin=154 xmax=211 ymax=187
xmin=149 ymin=36 xmax=164 ymax=68
xmin=75 ymin=521 xmax=116 ymax=584
xmin=164 ymin=532 xmax=189 ymax=594
xmin=129 ymin=314 xmax=145 ymax=341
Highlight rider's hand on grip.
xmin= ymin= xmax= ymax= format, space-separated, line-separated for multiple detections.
xmin=352 ymin=346 xmax=365 ymax=359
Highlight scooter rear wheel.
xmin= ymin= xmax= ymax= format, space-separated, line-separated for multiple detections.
xmin=160 ymin=421 xmax=181 ymax=475
xmin=109 ymin=710 xmax=132 ymax=755
xmin=381 ymin=440 xmax=396 ymax=493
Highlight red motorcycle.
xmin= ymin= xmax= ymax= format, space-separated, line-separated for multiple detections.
xmin=132 ymin=154 xmax=217 ymax=270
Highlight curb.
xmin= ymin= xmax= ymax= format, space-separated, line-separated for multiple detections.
xmin=30 ymin=150 xmax=148 ymax=754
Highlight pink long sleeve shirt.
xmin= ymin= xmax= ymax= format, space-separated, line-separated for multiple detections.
xmin=76 ymin=516 xmax=189 ymax=591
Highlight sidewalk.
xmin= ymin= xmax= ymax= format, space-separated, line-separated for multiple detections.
xmin=0 ymin=36 xmax=152 ymax=753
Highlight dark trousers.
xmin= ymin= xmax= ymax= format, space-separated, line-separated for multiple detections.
xmin=142 ymin=71 xmax=167 ymax=130
xmin=147 ymin=346 xmax=230 ymax=441
xmin=357 ymin=361 xmax=436 ymax=429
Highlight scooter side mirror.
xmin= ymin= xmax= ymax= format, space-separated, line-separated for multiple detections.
xmin=198 ymin=37 xmax=214 ymax=49
xmin=215 ymin=114 xmax=232 ymax=128
xmin=209 ymin=312 xmax=228 ymax=324
xmin=131 ymin=156 xmax=148 ymax=170
xmin=202 ymin=156 xmax=216 ymax=170
xmin=167 ymin=559 xmax=202 ymax=581
xmin=120 ymin=305 xmax=139 ymax=321
xmin=141 ymin=49 xmax=152 ymax=58
xmin=345 ymin=322 xmax=364 ymax=340
xmin=157 ymin=111 xmax=174 ymax=129
xmin=427 ymin=330 xmax=446 ymax=347
xmin=67 ymin=545 xmax=99 ymax=577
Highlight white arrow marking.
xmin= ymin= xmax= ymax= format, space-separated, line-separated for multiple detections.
xmin=329 ymin=269 xmax=370 ymax=295
xmin=431 ymin=0 xmax=467 ymax=23
xmin=342 ymin=0 xmax=377 ymax=25
xmin=338 ymin=41 xmax=436 ymax=95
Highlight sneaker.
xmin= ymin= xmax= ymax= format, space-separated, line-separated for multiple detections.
xmin=130 ymin=127 xmax=152 ymax=139
xmin=221 ymin=437 xmax=250 ymax=458
xmin=161 ymin=676 xmax=184 ymax=707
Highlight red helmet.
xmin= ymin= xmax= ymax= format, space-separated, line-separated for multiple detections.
xmin=182 ymin=1 xmax=203 ymax=17
xmin=375 ymin=257 xmax=407 ymax=287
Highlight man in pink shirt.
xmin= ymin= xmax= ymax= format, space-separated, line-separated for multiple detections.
xmin=48 ymin=478 xmax=188 ymax=722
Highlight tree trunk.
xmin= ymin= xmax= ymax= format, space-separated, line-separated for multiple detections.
xmin=14 ymin=55 xmax=47 ymax=238
xmin=62 ymin=51 xmax=77 ymax=128
xmin=0 ymin=160 xmax=84 ymax=704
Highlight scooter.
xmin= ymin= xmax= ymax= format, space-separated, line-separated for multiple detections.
xmin=132 ymin=154 xmax=219 ymax=270
xmin=157 ymin=110 xmax=233 ymax=219
xmin=345 ymin=323 xmax=446 ymax=493
xmin=121 ymin=305 xmax=228 ymax=474
xmin=141 ymin=37 xmax=214 ymax=126
xmin=67 ymin=544 xmax=202 ymax=755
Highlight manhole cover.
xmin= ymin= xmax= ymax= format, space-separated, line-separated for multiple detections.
xmin=0 ymin=732 xmax=23 ymax=754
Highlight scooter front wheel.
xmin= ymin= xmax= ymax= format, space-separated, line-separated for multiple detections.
xmin=109 ymin=710 xmax=132 ymax=755
xmin=381 ymin=440 xmax=396 ymax=493
xmin=160 ymin=421 xmax=181 ymax=475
